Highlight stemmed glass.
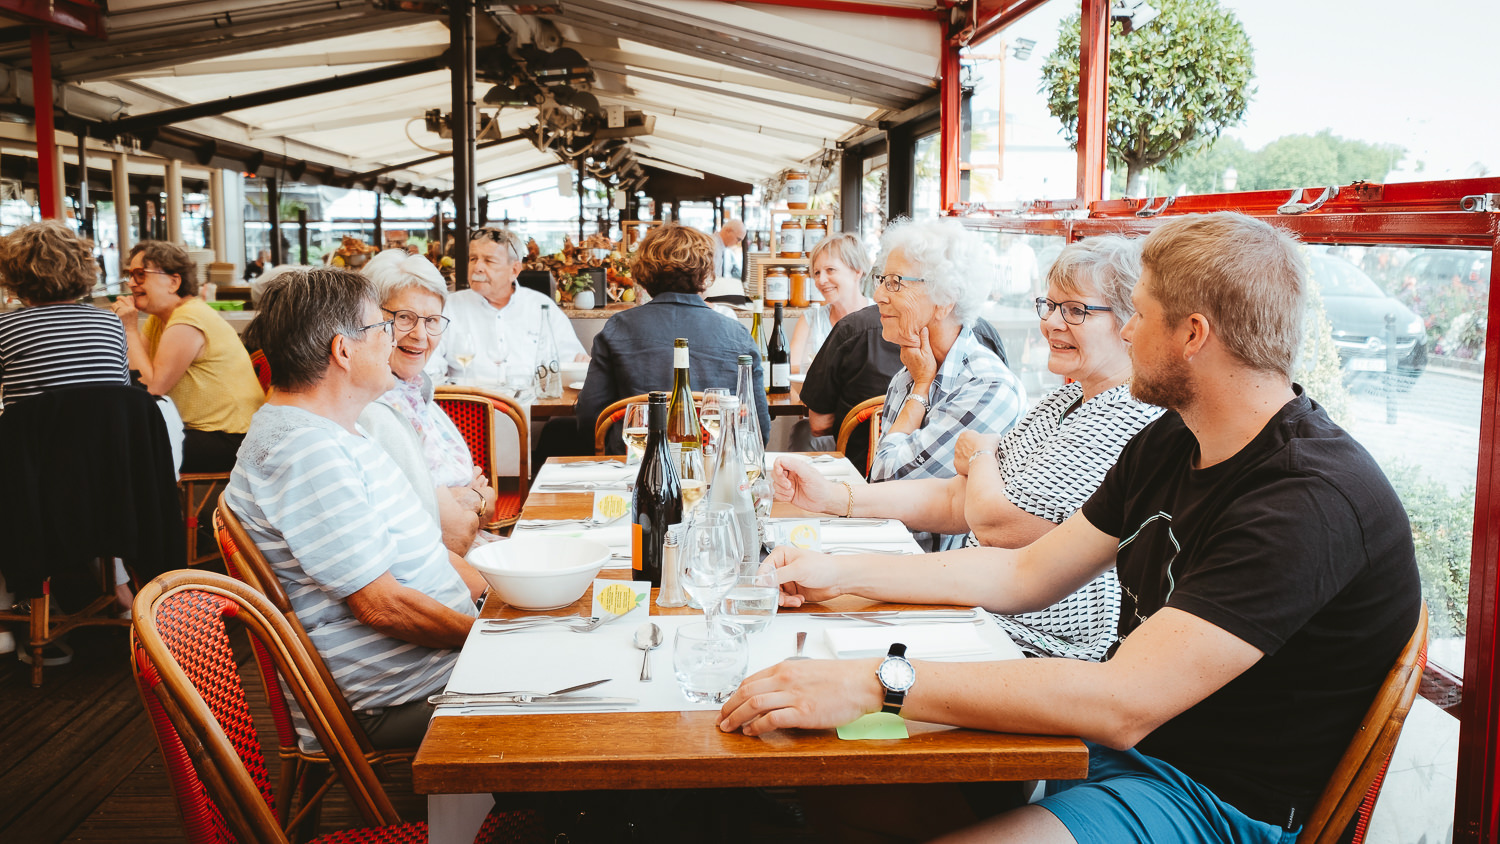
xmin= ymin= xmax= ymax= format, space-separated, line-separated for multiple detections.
xmin=487 ymin=333 xmax=510 ymax=389
xmin=678 ymin=446 xmax=706 ymax=518
xmin=681 ymin=503 xmax=742 ymax=623
xmin=621 ymin=402 xmax=650 ymax=465
xmin=446 ymin=327 xmax=476 ymax=384
xmin=699 ymin=388 xmax=730 ymax=485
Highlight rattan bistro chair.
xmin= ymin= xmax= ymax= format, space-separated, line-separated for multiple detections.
xmin=130 ymin=569 xmax=542 ymax=844
xmin=1297 ymin=602 xmax=1428 ymax=844
xmin=835 ymin=396 xmax=885 ymax=476
xmin=434 ymin=385 xmax=530 ymax=530
xmin=214 ymin=500 xmax=416 ymax=838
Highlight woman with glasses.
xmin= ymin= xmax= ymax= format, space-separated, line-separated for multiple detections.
xmin=854 ymin=218 xmax=1026 ymax=551
xmin=359 ymin=250 xmax=496 ymax=555
xmin=112 ymin=240 xmax=264 ymax=472
xmin=774 ymin=235 xmax=1163 ymax=660
xmin=428 ymin=227 xmax=586 ymax=385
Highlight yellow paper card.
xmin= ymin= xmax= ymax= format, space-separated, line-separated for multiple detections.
xmin=836 ymin=712 xmax=909 ymax=740
xmin=592 ymin=491 xmax=630 ymax=522
xmin=592 ymin=580 xmax=649 ymax=620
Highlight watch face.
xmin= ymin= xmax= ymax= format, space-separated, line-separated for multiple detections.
xmin=878 ymin=656 xmax=916 ymax=692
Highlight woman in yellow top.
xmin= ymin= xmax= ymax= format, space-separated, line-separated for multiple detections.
xmin=111 ymin=240 xmax=264 ymax=472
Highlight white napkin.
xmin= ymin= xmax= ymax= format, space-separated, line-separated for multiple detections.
xmin=825 ymin=623 xmax=992 ymax=659
xmin=534 ymin=464 xmax=636 ymax=485
xmin=817 ymin=520 xmax=915 ymax=546
xmin=766 ymin=453 xmax=857 ymax=479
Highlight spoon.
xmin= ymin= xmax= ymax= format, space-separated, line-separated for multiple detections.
xmin=635 ymin=622 xmax=663 ymax=681
xmin=786 ymin=630 xmax=809 ymax=660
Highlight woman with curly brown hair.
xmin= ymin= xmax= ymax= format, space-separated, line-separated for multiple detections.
xmin=575 ymin=223 xmax=770 ymax=453
xmin=0 ymin=220 xmax=129 ymax=407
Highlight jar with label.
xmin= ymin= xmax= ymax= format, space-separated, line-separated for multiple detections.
xmin=789 ymin=265 xmax=810 ymax=308
xmin=785 ymin=170 xmax=810 ymax=209
xmin=777 ymin=220 xmax=804 ymax=258
xmin=802 ymin=218 xmax=827 ymax=253
xmin=763 ymin=266 xmax=790 ymax=306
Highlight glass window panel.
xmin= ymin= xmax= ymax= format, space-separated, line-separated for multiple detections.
xmin=967 ymin=230 xmax=1071 ymax=402
xmin=913 ymin=133 xmax=941 ymax=219
xmin=1301 ymin=243 xmax=1490 ymax=675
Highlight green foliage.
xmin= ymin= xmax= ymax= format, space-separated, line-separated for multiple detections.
xmin=1384 ymin=461 xmax=1474 ymax=641
xmin=1296 ymin=274 xmax=1352 ymax=425
xmin=1040 ymin=0 xmax=1256 ymax=195
xmin=1163 ymin=130 xmax=1406 ymax=194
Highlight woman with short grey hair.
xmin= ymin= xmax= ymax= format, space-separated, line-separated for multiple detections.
xmin=358 ymin=250 xmax=495 ymax=555
xmin=862 ymin=218 xmax=1026 ymax=551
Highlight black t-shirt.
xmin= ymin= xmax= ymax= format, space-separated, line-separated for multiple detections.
xmin=1079 ymin=389 xmax=1420 ymax=828
xmin=801 ymin=306 xmax=1008 ymax=470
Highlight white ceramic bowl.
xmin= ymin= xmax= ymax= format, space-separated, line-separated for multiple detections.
xmin=466 ymin=535 xmax=610 ymax=610
xmin=560 ymin=360 xmax=589 ymax=384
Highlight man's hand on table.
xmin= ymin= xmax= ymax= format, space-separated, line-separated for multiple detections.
xmin=719 ymin=655 xmax=882 ymax=736
xmin=762 ymin=545 xmax=844 ymax=607
xmin=772 ymin=457 xmax=839 ymax=514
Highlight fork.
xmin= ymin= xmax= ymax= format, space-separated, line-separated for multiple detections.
xmin=480 ymin=611 xmax=629 ymax=635
xmin=823 ymin=545 xmax=912 ymax=556
xmin=515 ymin=512 xmax=628 ymax=531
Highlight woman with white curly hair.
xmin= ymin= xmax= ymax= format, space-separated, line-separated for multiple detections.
xmin=864 ymin=218 xmax=1025 ymax=550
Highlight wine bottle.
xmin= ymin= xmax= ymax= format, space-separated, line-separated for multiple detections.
xmin=632 ymin=391 xmax=683 ymax=586
xmin=750 ymin=299 xmax=769 ymax=393
xmin=768 ymin=303 xmax=791 ymax=394
xmin=665 ymin=338 xmax=702 ymax=455
xmin=707 ymin=395 xmax=759 ymax=571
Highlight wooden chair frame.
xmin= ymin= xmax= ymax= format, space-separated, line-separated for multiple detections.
xmin=835 ymin=396 xmax=886 ymax=476
xmin=179 ymin=472 xmax=229 ymax=567
xmin=0 ymin=562 xmax=130 ymax=686
xmin=434 ymin=385 xmax=530 ymax=530
xmin=131 ymin=570 xmax=407 ymax=843
xmin=214 ymin=497 xmax=414 ymax=837
xmin=593 ymin=392 xmax=703 ymax=455
xmin=1298 ymin=602 xmax=1429 ymax=844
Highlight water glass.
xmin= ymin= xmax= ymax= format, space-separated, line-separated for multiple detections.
xmin=621 ymin=402 xmax=650 ymax=465
xmin=720 ymin=571 xmax=778 ymax=633
xmin=682 ymin=504 xmax=741 ymax=616
xmin=673 ymin=622 xmax=749 ymax=704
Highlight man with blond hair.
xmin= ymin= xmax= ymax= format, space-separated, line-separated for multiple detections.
xmin=721 ymin=212 xmax=1421 ymax=844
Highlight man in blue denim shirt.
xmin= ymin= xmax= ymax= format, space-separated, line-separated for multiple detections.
xmin=576 ymin=224 xmax=770 ymax=452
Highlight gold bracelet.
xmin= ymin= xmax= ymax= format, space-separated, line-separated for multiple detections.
xmin=840 ymin=481 xmax=854 ymax=518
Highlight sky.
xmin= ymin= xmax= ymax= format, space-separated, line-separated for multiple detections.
xmin=982 ymin=0 xmax=1499 ymax=180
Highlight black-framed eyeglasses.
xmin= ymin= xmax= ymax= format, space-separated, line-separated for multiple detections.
xmin=382 ymin=307 xmax=450 ymax=335
xmin=874 ymin=273 xmax=925 ymax=293
xmin=1035 ymin=297 xmax=1113 ymax=325
xmin=355 ymin=318 xmax=396 ymax=338
xmin=470 ymin=227 xmax=523 ymax=262
xmin=126 ymin=268 xmax=171 ymax=282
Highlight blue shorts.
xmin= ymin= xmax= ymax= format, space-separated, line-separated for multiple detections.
xmin=1035 ymin=743 xmax=1301 ymax=844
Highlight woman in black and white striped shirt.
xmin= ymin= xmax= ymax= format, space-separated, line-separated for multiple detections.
xmin=0 ymin=221 xmax=129 ymax=408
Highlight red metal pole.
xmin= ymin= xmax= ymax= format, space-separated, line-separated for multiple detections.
xmin=1075 ymin=0 xmax=1108 ymax=205
xmin=30 ymin=26 xmax=61 ymax=220
xmin=939 ymin=21 xmax=961 ymax=213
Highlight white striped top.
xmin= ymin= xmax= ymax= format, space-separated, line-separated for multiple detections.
xmin=225 ymin=404 xmax=475 ymax=745
xmin=0 ymin=304 xmax=129 ymax=406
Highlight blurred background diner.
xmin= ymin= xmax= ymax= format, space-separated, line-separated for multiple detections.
xmin=427 ymin=226 xmax=586 ymax=387
xmin=776 ymin=235 xmax=1163 ymax=660
xmin=576 ymin=223 xmax=771 ymax=453
xmin=111 ymin=240 xmax=263 ymax=473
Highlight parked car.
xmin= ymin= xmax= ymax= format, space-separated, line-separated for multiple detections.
xmin=1311 ymin=253 xmax=1428 ymax=383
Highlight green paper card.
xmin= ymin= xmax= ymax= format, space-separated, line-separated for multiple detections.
xmin=836 ymin=712 xmax=909 ymax=740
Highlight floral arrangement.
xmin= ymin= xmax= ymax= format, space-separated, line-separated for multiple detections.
xmin=522 ymin=234 xmax=636 ymax=304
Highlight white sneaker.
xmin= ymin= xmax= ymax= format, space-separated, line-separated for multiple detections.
xmin=0 ymin=630 xmax=13 ymax=655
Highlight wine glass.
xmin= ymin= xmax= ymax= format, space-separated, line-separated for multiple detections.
xmin=699 ymin=388 xmax=730 ymax=477
xmin=736 ymin=405 xmax=766 ymax=488
xmin=681 ymin=503 xmax=741 ymax=622
xmin=678 ymin=446 xmax=706 ymax=517
xmin=486 ymin=333 xmax=510 ymax=389
xmin=447 ymin=327 xmax=476 ymax=384
xmin=621 ymin=402 xmax=650 ymax=465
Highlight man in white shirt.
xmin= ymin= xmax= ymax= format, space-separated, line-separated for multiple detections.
xmin=705 ymin=219 xmax=749 ymax=303
xmin=426 ymin=227 xmax=587 ymax=383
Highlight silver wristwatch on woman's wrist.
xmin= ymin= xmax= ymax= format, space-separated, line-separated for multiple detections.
xmin=905 ymin=392 xmax=930 ymax=415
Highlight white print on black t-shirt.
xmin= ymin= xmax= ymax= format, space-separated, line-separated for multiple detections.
xmin=1113 ymin=511 xmax=1179 ymax=651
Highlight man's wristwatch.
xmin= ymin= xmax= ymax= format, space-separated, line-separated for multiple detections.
xmin=876 ymin=643 xmax=916 ymax=715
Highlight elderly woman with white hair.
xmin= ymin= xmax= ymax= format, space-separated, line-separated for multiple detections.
xmin=357 ymin=250 xmax=496 ymax=555
xmin=866 ymin=218 xmax=1025 ymax=551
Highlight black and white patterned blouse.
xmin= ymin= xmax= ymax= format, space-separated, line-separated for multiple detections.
xmin=965 ymin=381 xmax=1164 ymax=661
xmin=0 ymin=303 xmax=129 ymax=407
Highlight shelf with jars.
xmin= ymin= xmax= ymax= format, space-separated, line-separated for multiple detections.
xmin=747 ymin=208 xmax=835 ymax=305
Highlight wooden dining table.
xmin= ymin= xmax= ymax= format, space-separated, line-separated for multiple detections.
xmin=413 ymin=455 xmax=1087 ymax=842
xmin=518 ymin=382 xmax=806 ymax=421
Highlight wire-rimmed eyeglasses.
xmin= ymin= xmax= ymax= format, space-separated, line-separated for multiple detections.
xmin=1035 ymin=297 xmax=1113 ymax=325
xmin=382 ymin=307 xmax=451 ymax=335
xmin=874 ymin=273 xmax=925 ymax=294
xmin=355 ymin=318 xmax=396 ymax=338
xmin=126 ymin=267 xmax=171 ymax=282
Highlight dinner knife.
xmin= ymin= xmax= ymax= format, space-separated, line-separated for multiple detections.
xmin=428 ymin=693 xmax=638 ymax=707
